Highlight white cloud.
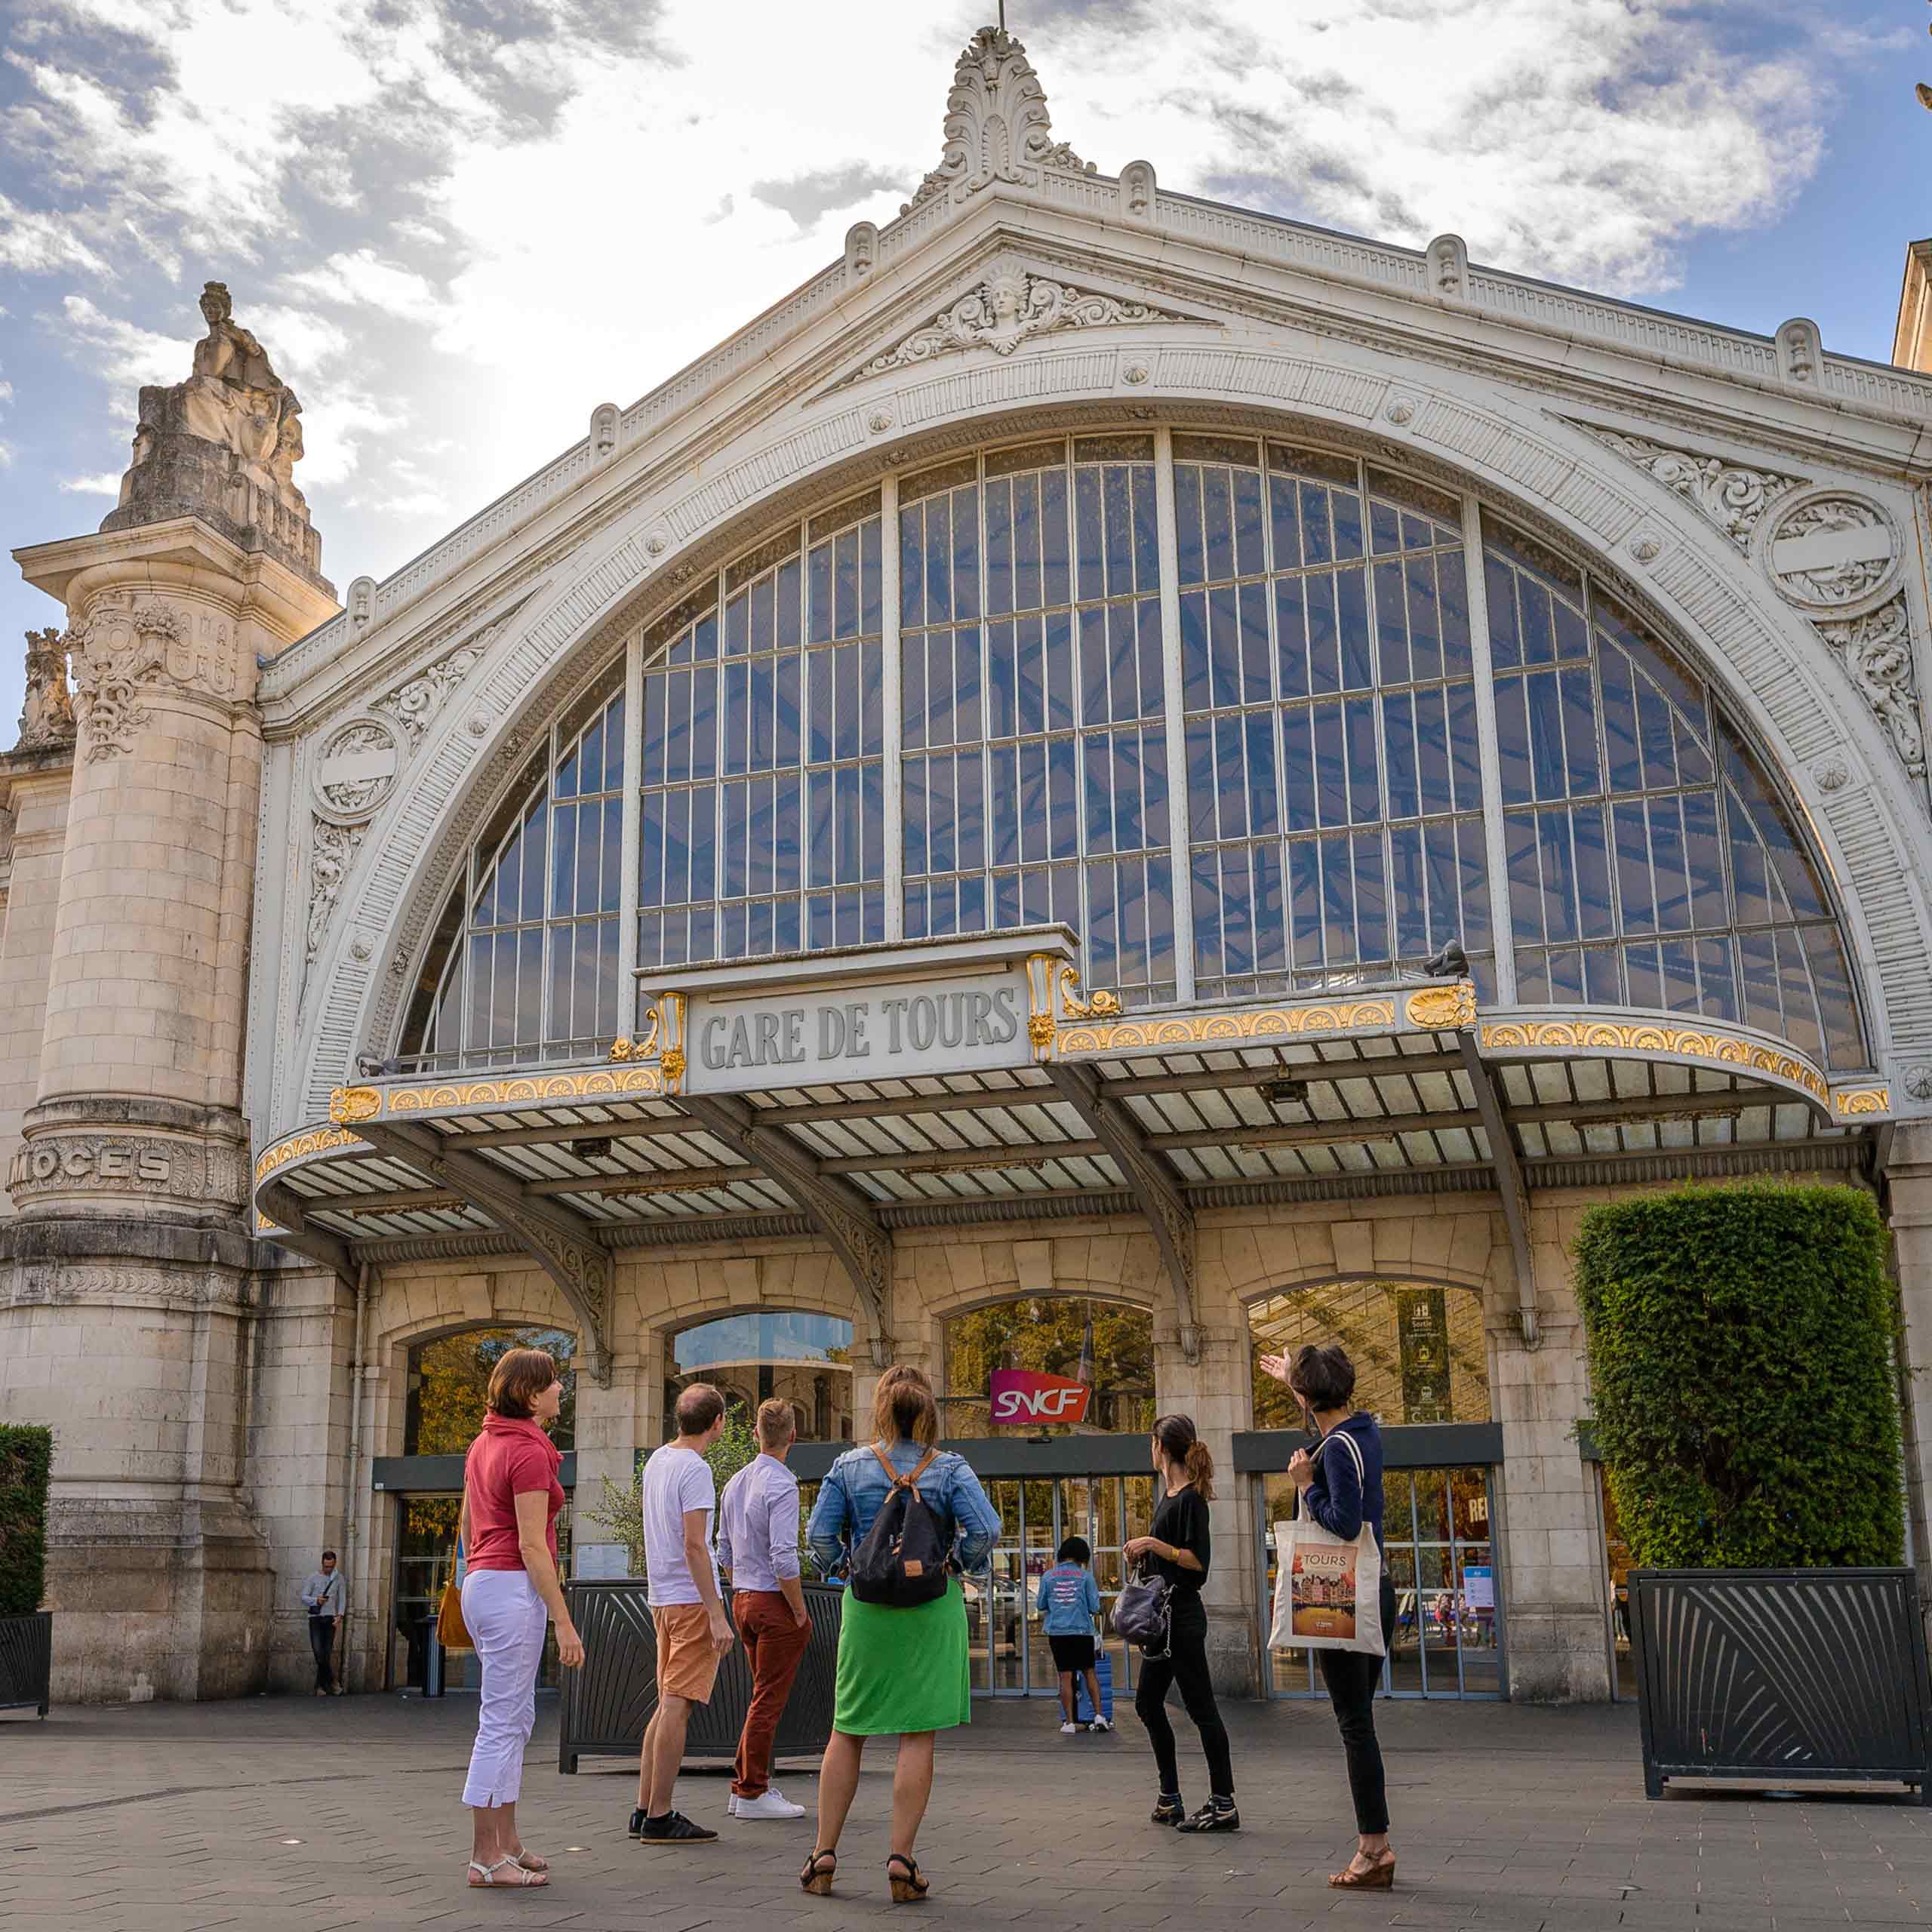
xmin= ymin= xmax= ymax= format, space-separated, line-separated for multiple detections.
xmin=60 ymin=471 xmax=122 ymax=494
xmin=57 ymin=293 xmax=193 ymax=394
xmin=280 ymin=251 xmax=453 ymax=328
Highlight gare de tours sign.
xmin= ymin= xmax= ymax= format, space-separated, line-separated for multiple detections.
xmin=635 ymin=927 xmax=1100 ymax=1097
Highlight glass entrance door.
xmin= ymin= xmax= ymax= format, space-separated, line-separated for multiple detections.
xmin=1258 ymin=1463 xmax=1503 ymax=1699
xmin=388 ymin=1493 xmax=573 ymax=1692
xmin=964 ymin=1474 xmax=1153 ymax=1698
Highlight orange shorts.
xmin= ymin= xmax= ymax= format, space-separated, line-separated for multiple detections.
xmin=652 ymin=1603 xmax=721 ymax=1703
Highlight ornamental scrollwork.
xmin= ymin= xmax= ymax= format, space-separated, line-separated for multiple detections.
xmin=374 ymin=638 xmax=487 ymax=750
xmin=16 ymin=629 xmax=76 ymax=751
xmin=1813 ymin=595 xmax=1924 ymax=780
xmin=306 ymin=818 xmax=369 ymax=974
xmin=905 ymin=26 xmax=1093 ymax=214
xmin=1578 ymin=425 xmax=1801 ymax=552
xmin=1058 ymin=964 xmax=1122 ymax=1022
xmin=1404 ymin=983 xmax=1477 ymax=1030
xmin=69 ymin=602 xmax=183 ymax=761
xmin=1767 ymin=494 xmax=1900 ymax=611
xmin=845 ymin=270 xmax=1181 ymax=385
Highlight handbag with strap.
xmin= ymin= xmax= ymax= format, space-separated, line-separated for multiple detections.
xmin=1111 ymin=1559 xmax=1172 ymax=1657
xmin=1268 ymin=1426 xmax=1386 ymax=1657
xmin=435 ymin=1474 xmax=474 ymax=1651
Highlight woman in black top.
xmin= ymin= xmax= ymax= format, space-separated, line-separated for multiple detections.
xmin=1122 ymin=1414 xmax=1236 ymax=1832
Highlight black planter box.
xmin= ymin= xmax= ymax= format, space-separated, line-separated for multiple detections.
xmin=1631 ymin=1568 xmax=1931 ymax=1801
xmin=558 ymin=1580 xmax=842 ymax=1774
xmin=0 ymin=1612 xmax=51 ymax=1717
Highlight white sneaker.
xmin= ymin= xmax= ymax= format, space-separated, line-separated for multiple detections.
xmin=734 ymin=1789 xmax=806 ymax=1820
xmin=726 ymin=1794 xmax=738 ymax=1816
xmin=1088 ymin=1717 xmax=1112 ymax=1733
xmin=1060 ymin=1720 xmax=1078 ymax=1734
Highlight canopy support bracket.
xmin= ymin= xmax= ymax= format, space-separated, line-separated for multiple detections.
xmin=1457 ymin=1029 xmax=1540 ymax=1349
xmin=1044 ymin=1061 xmax=1201 ymax=1365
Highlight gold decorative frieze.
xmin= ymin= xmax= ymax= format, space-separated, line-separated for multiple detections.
xmin=1479 ymin=1019 xmax=1829 ymax=1105
xmin=1060 ymin=996 xmax=1398 ymax=1057
xmin=254 ymin=1123 xmax=358 ymax=1182
xmin=323 ymin=1063 xmax=666 ymax=1128
xmin=331 ymin=1086 xmax=382 ymax=1124
xmin=1404 ymin=982 xmax=1476 ymax=1029
xmin=1832 ymin=1087 xmax=1890 ymax=1116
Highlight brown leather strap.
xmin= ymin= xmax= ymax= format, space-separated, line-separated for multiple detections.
xmin=870 ymin=1444 xmax=940 ymax=1497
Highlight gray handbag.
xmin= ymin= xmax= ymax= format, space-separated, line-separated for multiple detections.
xmin=1111 ymin=1558 xmax=1172 ymax=1657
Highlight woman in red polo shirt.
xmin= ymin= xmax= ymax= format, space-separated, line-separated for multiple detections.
xmin=459 ymin=1346 xmax=585 ymax=1889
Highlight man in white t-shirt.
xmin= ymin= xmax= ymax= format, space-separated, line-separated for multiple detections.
xmin=631 ymin=1383 xmax=731 ymax=1845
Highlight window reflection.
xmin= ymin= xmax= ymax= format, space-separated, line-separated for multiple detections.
xmin=663 ymin=1310 xmax=854 ymax=1442
xmin=405 ymin=1325 xmax=577 ymax=1454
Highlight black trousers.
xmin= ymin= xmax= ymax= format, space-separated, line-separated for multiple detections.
xmin=1315 ymin=1576 xmax=1398 ymax=1835
xmin=1134 ymin=1595 xmax=1233 ymax=1798
xmin=308 ymin=1616 xmax=337 ymax=1694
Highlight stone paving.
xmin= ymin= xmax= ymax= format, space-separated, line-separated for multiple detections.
xmin=0 ymin=1691 xmax=1926 ymax=1932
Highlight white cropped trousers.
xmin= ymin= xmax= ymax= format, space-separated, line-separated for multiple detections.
xmin=460 ymin=1567 xmax=549 ymax=1809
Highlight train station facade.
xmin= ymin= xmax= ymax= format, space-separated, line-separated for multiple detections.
xmin=8 ymin=26 xmax=1932 ymax=1707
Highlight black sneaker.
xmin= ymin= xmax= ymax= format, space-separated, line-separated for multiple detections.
xmin=1177 ymin=1798 xmax=1240 ymax=1833
xmin=640 ymin=1810 xmax=719 ymax=1844
xmin=1151 ymin=1793 xmax=1185 ymax=1827
xmin=627 ymin=1807 xmax=648 ymax=1839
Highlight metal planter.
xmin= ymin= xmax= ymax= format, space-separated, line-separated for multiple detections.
xmin=0 ymin=1612 xmax=51 ymax=1717
xmin=1631 ymin=1567 xmax=1931 ymax=1801
xmin=558 ymin=1580 xmax=842 ymax=1774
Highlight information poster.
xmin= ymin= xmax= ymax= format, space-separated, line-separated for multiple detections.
xmin=1396 ymin=1286 xmax=1451 ymax=1422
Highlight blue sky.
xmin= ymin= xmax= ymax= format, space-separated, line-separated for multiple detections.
xmin=0 ymin=1 xmax=1921 ymax=733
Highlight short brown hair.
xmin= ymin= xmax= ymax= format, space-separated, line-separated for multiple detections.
xmin=755 ymin=1397 xmax=798 ymax=1451
xmin=1287 ymin=1343 xmax=1356 ymax=1412
xmin=872 ymin=1365 xmax=939 ymax=1448
xmin=675 ymin=1382 xmax=725 ymax=1437
xmin=486 ymin=1346 xmax=558 ymax=1420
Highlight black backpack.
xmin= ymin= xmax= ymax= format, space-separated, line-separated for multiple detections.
xmin=848 ymin=1446 xmax=950 ymax=1607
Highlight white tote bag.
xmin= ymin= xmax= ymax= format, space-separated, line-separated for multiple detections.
xmin=1268 ymin=1429 xmax=1385 ymax=1657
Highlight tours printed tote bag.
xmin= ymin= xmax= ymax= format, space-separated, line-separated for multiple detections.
xmin=1268 ymin=1429 xmax=1385 ymax=1657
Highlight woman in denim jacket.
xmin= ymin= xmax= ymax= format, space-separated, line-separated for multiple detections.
xmin=801 ymin=1366 xmax=1000 ymax=1904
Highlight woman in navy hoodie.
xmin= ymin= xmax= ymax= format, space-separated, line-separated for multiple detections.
xmin=1258 ymin=1342 xmax=1398 ymax=1890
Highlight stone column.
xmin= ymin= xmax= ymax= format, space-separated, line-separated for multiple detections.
xmin=1489 ymin=1203 xmax=1611 ymax=1702
xmin=5 ymin=518 xmax=335 ymax=1700
xmin=1882 ymin=1124 xmax=1932 ymax=1579
xmin=1152 ymin=1319 xmax=1257 ymax=1697
xmin=574 ymin=1348 xmax=645 ymax=1577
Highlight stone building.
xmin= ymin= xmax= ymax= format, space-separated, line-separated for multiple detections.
xmin=7 ymin=27 xmax=1932 ymax=1707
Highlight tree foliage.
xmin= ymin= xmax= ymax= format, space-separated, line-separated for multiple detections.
xmin=943 ymin=1297 xmax=1152 ymax=1432
xmin=1575 ymin=1184 xmax=1905 ymax=1570
xmin=0 ymin=1425 xmax=53 ymax=1618
xmin=407 ymin=1326 xmax=577 ymax=1454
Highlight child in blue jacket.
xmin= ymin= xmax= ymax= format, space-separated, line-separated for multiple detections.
xmin=1036 ymin=1536 xmax=1109 ymax=1734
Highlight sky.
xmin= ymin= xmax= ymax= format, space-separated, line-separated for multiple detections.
xmin=0 ymin=0 xmax=1922 ymax=734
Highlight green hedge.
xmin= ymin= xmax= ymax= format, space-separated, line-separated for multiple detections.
xmin=1575 ymin=1184 xmax=1905 ymax=1570
xmin=0 ymin=1426 xmax=53 ymax=1618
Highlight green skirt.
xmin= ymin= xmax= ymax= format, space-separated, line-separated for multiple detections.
xmin=833 ymin=1578 xmax=972 ymax=1736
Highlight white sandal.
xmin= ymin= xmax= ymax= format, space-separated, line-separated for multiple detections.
xmin=468 ymin=1855 xmax=548 ymax=1887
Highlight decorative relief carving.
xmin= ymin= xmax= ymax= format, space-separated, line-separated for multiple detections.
xmin=70 ymin=602 xmax=180 ymax=759
xmin=1479 ymin=1020 xmax=1828 ymax=1104
xmin=1060 ymin=997 xmax=1399 ymax=1057
xmin=1776 ymin=316 xmax=1822 ymax=386
xmin=1905 ymin=1066 xmax=1932 ymax=1103
xmin=1119 ymin=159 xmax=1157 ymax=221
xmin=1832 ymin=1087 xmax=1890 ymax=1116
xmin=1811 ymin=753 xmax=1851 ymax=793
xmin=1405 ymin=982 xmax=1478 ymax=1029
xmin=306 ymin=818 xmax=368 ymax=973
xmin=904 ymin=26 xmax=1092 ymax=214
xmin=846 ymin=269 xmax=1183 ymax=386
xmin=1765 ymin=494 xmax=1900 ymax=611
xmin=1813 ymin=596 xmax=1924 ymax=779
xmin=322 ymin=1064 xmax=666 ymax=1128
xmin=1577 ymin=425 xmax=1801 ymax=550
xmin=312 ymin=716 xmax=401 ymax=819
xmin=374 ymin=638 xmax=488 ymax=750
xmin=5 ymin=1263 xmax=245 ymax=1312
xmin=16 ymin=629 xmax=76 ymax=751
xmin=254 ymin=1123 xmax=358 ymax=1183
xmin=1426 ymin=233 xmax=1469 ymax=300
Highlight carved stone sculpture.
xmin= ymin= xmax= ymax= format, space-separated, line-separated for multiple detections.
xmin=101 ymin=281 xmax=328 ymax=586
xmin=1579 ymin=426 xmax=1803 ymax=552
xmin=904 ymin=26 xmax=1094 ymax=213
xmin=1767 ymin=495 xmax=1899 ymax=611
xmin=1814 ymin=596 xmax=1924 ymax=780
xmin=846 ymin=269 xmax=1182 ymax=384
xmin=15 ymin=629 xmax=76 ymax=752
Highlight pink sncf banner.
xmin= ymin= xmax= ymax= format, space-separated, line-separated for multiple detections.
xmin=989 ymin=1368 xmax=1092 ymax=1426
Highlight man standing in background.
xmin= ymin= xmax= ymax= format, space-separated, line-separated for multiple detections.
xmin=632 ymin=1385 xmax=733 ymax=1844
xmin=301 ymin=1551 xmax=345 ymax=1697
xmin=718 ymin=1399 xmax=812 ymax=1820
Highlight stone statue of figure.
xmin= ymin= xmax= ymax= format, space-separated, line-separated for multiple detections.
xmin=16 ymin=629 xmax=76 ymax=751
xmin=105 ymin=281 xmax=325 ymax=585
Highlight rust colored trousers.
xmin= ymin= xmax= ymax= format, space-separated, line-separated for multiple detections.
xmin=731 ymin=1589 xmax=813 ymax=1798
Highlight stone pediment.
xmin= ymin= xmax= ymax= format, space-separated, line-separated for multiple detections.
xmin=822 ymin=254 xmax=1220 ymax=396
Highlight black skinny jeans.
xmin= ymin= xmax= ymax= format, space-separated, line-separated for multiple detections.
xmin=1134 ymin=1595 xmax=1233 ymax=1798
xmin=308 ymin=1616 xmax=337 ymax=1693
xmin=1315 ymin=1575 xmax=1398 ymax=1835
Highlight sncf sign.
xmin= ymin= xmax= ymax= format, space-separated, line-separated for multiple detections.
xmin=989 ymin=1369 xmax=1091 ymax=1426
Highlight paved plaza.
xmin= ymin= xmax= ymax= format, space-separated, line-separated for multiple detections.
xmin=0 ymin=1693 xmax=1926 ymax=1932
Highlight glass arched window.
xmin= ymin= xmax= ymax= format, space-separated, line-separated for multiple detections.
xmin=664 ymin=1310 xmax=854 ymax=1441
xmin=398 ymin=424 xmax=1868 ymax=1072
xmin=1248 ymin=1282 xmax=1487 ymax=1430
xmin=1483 ymin=515 xmax=1861 ymax=1067
xmin=405 ymin=1324 xmax=577 ymax=1453
xmin=405 ymin=665 xmax=625 ymax=1063
xmin=941 ymin=1295 xmax=1155 ymax=1436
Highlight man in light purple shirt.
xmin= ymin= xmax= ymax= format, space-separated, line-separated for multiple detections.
xmin=715 ymin=1398 xmax=811 ymax=1821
